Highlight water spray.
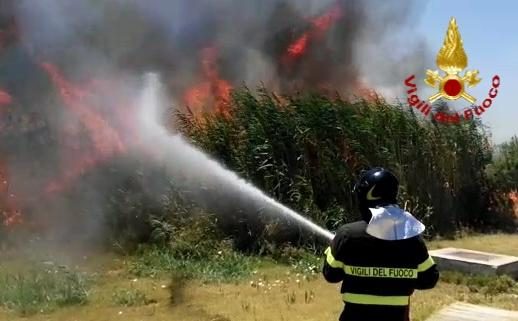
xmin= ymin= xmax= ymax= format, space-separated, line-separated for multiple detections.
xmin=137 ymin=73 xmax=335 ymax=242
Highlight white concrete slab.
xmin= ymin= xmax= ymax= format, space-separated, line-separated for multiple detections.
xmin=429 ymin=247 xmax=518 ymax=277
xmin=426 ymin=302 xmax=518 ymax=321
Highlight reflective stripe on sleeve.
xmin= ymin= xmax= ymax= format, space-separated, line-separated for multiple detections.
xmin=417 ymin=255 xmax=435 ymax=272
xmin=343 ymin=293 xmax=410 ymax=306
xmin=325 ymin=246 xmax=345 ymax=269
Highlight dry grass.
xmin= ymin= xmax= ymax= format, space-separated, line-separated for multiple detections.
xmin=1 ymin=234 xmax=518 ymax=321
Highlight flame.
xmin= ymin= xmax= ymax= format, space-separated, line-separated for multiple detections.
xmin=183 ymin=46 xmax=232 ymax=118
xmin=311 ymin=5 xmax=343 ymax=31
xmin=39 ymin=62 xmax=126 ymax=194
xmin=352 ymin=79 xmax=381 ymax=102
xmin=283 ymin=5 xmax=343 ymax=65
xmin=510 ymin=191 xmax=518 ymax=218
xmin=2 ymin=206 xmax=22 ymax=227
xmin=0 ymin=2 xmax=376 ymax=232
xmin=0 ymin=20 xmax=23 ymax=227
xmin=0 ymin=160 xmax=23 ymax=227
xmin=0 ymin=89 xmax=12 ymax=106
xmin=286 ymin=34 xmax=309 ymax=60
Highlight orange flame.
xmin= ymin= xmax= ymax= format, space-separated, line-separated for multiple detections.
xmin=352 ymin=79 xmax=382 ymax=102
xmin=286 ymin=34 xmax=309 ymax=60
xmin=0 ymin=160 xmax=23 ymax=227
xmin=183 ymin=46 xmax=232 ymax=118
xmin=40 ymin=62 xmax=126 ymax=194
xmin=283 ymin=5 xmax=343 ymax=65
xmin=0 ymin=89 xmax=12 ymax=106
xmin=510 ymin=191 xmax=518 ymax=218
xmin=2 ymin=207 xmax=22 ymax=227
xmin=0 ymin=20 xmax=22 ymax=227
xmin=311 ymin=5 xmax=343 ymax=31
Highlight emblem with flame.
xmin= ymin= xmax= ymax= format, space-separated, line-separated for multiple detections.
xmin=425 ymin=17 xmax=481 ymax=104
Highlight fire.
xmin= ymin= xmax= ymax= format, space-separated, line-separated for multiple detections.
xmin=0 ymin=160 xmax=22 ymax=227
xmin=286 ymin=34 xmax=309 ymax=60
xmin=283 ymin=5 xmax=343 ymax=65
xmin=352 ymin=79 xmax=382 ymax=102
xmin=1 ymin=207 xmax=22 ymax=227
xmin=0 ymin=18 xmax=20 ymax=227
xmin=311 ymin=4 xmax=343 ymax=31
xmin=0 ymin=89 xmax=12 ymax=106
xmin=0 ymin=2 xmax=377 ymax=231
xmin=510 ymin=191 xmax=518 ymax=217
xmin=40 ymin=62 xmax=126 ymax=194
xmin=183 ymin=46 xmax=232 ymax=118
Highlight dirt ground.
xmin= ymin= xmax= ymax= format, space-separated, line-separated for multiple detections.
xmin=1 ymin=234 xmax=518 ymax=321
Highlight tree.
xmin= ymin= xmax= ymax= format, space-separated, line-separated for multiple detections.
xmin=487 ymin=136 xmax=518 ymax=191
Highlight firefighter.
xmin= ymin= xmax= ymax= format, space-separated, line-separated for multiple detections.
xmin=323 ymin=167 xmax=439 ymax=321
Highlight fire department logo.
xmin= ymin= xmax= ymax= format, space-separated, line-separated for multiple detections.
xmin=424 ymin=18 xmax=480 ymax=104
xmin=403 ymin=17 xmax=501 ymax=124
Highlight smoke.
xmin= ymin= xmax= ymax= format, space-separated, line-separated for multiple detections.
xmin=11 ymin=0 xmax=429 ymax=95
xmin=352 ymin=1 xmax=431 ymax=100
xmin=0 ymin=0 xmax=428 ymax=245
xmin=138 ymin=73 xmax=334 ymax=242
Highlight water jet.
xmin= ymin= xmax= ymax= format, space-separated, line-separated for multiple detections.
xmin=136 ymin=73 xmax=334 ymax=243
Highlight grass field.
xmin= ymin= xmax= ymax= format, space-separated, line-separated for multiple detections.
xmin=1 ymin=234 xmax=518 ymax=321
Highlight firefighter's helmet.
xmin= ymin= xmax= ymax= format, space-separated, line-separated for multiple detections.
xmin=353 ymin=167 xmax=399 ymax=209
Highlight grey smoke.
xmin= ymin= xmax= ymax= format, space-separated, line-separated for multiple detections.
xmin=137 ymin=73 xmax=334 ymax=241
xmin=11 ymin=0 xmax=429 ymax=94
xmin=0 ymin=0 xmax=429 ymax=244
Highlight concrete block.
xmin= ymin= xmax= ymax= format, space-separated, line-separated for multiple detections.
xmin=429 ymin=247 xmax=518 ymax=278
xmin=426 ymin=301 xmax=518 ymax=321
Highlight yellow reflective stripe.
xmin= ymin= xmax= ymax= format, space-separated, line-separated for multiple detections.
xmin=343 ymin=293 xmax=409 ymax=306
xmin=417 ymin=255 xmax=435 ymax=272
xmin=325 ymin=247 xmax=345 ymax=269
xmin=344 ymin=266 xmax=417 ymax=279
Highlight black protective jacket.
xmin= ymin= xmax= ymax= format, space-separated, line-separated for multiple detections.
xmin=323 ymin=221 xmax=439 ymax=321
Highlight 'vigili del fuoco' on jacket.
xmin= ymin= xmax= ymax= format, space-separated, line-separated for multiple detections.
xmin=322 ymin=168 xmax=439 ymax=321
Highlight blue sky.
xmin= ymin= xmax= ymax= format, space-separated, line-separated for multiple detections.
xmin=414 ymin=0 xmax=517 ymax=144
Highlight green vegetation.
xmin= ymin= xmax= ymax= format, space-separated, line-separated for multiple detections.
xmin=127 ymin=244 xmax=260 ymax=282
xmin=178 ymin=88 xmax=514 ymax=244
xmin=124 ymin=211 xmax=260 ymax=282
xmin=112 ymin=287 xmax=156 ymax=307
xmin=3 ymin=89 xmax=516 ymax=320
xmin=487 ymin=135 xmax=518 ymax=192
xmin=440 ymin=271 xmax=518 ymax=296
xmin=1 ymin=234 xmax=518 ymax=321
xmin=0 ymin=263 xmax=90 ymax=316
xmin=92 ymin=88 xmax=517 ymax=258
